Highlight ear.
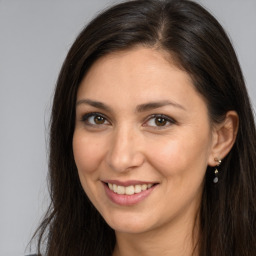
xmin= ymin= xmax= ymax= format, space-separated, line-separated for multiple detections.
xmin=208 ymin=111 xmax=239 ymax=166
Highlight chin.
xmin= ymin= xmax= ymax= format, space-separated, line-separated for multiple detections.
xmin=102 ymin=210 xmax=155 ymax=234
xmin=109 ymin=222 xmax=150 ymax=234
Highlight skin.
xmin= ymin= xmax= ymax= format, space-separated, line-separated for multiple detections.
xmin=73 ymin=47 xmax=238 ymax=256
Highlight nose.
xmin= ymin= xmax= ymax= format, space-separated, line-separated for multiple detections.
xmin=106 ymin=126 xmax=145 ymax=173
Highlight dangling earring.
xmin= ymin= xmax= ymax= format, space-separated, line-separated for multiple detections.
xmin=213 ymin=158 xmax=222 ymax=183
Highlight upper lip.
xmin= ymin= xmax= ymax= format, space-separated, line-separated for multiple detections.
xmin=102 ymin=180 xmax=158 ymax=186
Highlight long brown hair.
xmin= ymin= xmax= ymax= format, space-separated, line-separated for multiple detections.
xmin=32 ymin=0 xmax=256 ymax=255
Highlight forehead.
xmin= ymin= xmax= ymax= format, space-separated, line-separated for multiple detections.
xmin=77 ymin=47 xmax=206 ymax=113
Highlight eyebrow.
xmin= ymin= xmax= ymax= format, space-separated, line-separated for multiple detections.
xmin=136 ymin=100 xmax=186 ymax=112
xmin=76 ymin=99 xmax=113 ymax=112
xmin=76 ymin=99 xmax=186 ymax=112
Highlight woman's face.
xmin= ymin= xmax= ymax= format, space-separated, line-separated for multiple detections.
xmin=73 ymin=47 xmax=215 ymax=234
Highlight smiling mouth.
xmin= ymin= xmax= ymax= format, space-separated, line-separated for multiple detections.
xmin=107 ymin=183 xmax=156 ymax=195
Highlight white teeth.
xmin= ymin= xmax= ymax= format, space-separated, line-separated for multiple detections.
xmin=107 ymin=183 xmax=154 ymax=195
xmin=117 ymin=185 xmax=125 ymax=195
xmin=126 ymin=185 xmax=135 ymax=195
xmin=141 ymin=184 xmax=147 ymax=191
xmin=134 ymin=185 xmax=142 ymax=193
xmin=147 ymin=184 xmax=153 ymax=189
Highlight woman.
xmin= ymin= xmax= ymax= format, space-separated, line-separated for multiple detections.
xmin=32 ymin=0 xmax=256 ymax=255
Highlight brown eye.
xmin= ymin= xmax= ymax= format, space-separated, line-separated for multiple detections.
xmin=82 ymin=113 xmax=109 ymax=126
xmin=144 ymin=114 xmax=176 ymax=129
xmin=94 ymin=115 xmax=105 ymax=124
xmin=155 ymin=117 xmax=167 ymax=126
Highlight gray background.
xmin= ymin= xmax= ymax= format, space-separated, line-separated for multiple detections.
xmin=0 ymin=0 xmax=255 ymax=255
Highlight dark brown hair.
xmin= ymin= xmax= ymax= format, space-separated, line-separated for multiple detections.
xmin=32 ymin=0 xmax=256 ymax=255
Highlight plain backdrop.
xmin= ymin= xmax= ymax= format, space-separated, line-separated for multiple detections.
xmin=0 ymin=0 xmax=255 ymax=255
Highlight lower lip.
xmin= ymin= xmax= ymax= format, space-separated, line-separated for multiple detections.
xmin=103 ymin=183 xmax=157 ymax=206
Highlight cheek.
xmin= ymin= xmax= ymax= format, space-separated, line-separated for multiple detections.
xmin=145 ymin=131 xmax=211 ymax=178
xmin=72 ymin=132 xmax=108 ymax=204
xmin=72 ymin=132 xmax=105 ymax=175
xmin=146 ymin=140 xmax=190 ymax=176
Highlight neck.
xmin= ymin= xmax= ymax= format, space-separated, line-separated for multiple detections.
xmin=113 ymin=211 xmax=200 ymax=256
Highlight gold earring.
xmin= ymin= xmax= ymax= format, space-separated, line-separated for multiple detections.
xmin=213 ymin=158 xmax=222 ymax=183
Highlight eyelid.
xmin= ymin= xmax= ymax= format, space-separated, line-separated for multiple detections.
xmin=80 ymin=112 xmax=111 ymax=126
xmin=143 ymin=114 xmax=177 ymax=128
xmin=79 ymin=112 xmax=176 ymax=129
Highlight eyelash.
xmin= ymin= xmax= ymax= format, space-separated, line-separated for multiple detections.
xmin=144 ymin=114 xmax=176 ymax=129
xmin=81 ymin=112 xmax=110 ymax=127
xmin=80 ymin=112 xmax=176 ymax=129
